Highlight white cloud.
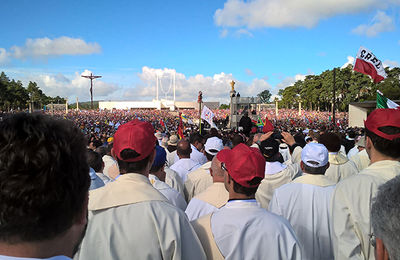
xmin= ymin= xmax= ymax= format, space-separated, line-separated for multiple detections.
xmin=383 ymin=60 xmax=399 ymax=68
xmin=21 ymin=70 xmax=119 ymax=101
xmin=275 ymin=73 xmax=308 ymax=91
xmin=0 ymin=48 xmax=10 ymax=64
xmin=235 ymin=29 xmax=253 ymax=37
xmin=341 ymin=56 xmax=355 ymax=69
xmin=245 ymin=68 xmax=255 ymax=76
xmin=220 ymin=29 xmax=229 ymax=38
xmin=352 ymin=11 xmax=395 ymax=37
xmin=124 ymin=66 xmax=271 ymax=103
xmin=2 ymin=37 xmax=101 ymax=61
xmin=214 ymin=0 xmax=398 ymax=29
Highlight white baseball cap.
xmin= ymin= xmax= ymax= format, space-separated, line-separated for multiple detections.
xmin=204 ymin=137 xmax=224 ymax=156
xmin=301 ymin=143 xmax=329 ymax=167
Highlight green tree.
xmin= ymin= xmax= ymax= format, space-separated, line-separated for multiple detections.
xmin=257 ymin=89 xmax=272 ymax=103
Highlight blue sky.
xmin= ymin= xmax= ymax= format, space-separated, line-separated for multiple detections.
xmin=0 ymin=0 xmax=399 ymax=103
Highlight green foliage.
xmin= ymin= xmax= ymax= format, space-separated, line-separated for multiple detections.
xmin=278 ymin=65 xmax=400 ymax=112
xmin=0 ymin=72 xmax=67 ymax=111
xmin=69 ymin=101 xmax=99 ymax=110
xmin=257 ymin=89 xmax=272 ymax=103
xmin=219 ymin=104 xmax=230 ymax=109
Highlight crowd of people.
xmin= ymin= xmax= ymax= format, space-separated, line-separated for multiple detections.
xmin=0 ymin=107 xmax=399 ymax=260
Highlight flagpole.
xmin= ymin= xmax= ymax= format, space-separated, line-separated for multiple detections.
xmin=198 ymin=91 xmax=202 ymax=135
xmin=332 ymin=68 xmax=336 ymax=128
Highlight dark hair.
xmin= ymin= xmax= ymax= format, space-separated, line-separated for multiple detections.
xmin=205 ymin=151 xmax=215 ymax=162
xmin=177 ymin=142 xmax=191 ymax=157
xmin=189 ymin=132 xmax=204 ymax=145
xmin=87 ymin=150 xmax=103 ymax=172
xmin=95 ymin=146 xmax=107 ymax=158
xmin=117 ymin=148 xmax=152 ymax=174
xmin=365 ymin=127 xmax=400 ymax=158
xmin=302 ymin=163 xmax=328 ymax=175
xmin=91 ymin=139 xmax=103 ymax=149
xmin=0 ymin=113 xmax=90 ymax=243
xmin=106 ymin=143 xmax=113 ymax=156
xmin=232 ymin=134 xmax=245 ymax=147
xmin=232 ymin=177 xmax=262 ymax=196
xmin=319 ymin=132 xmax=341 ymax=152
xmin=150 ymin=163 xmax=164 ymax=173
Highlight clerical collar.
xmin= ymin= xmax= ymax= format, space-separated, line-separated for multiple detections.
xmin=228 ymin=198 xmax=256 ymax=202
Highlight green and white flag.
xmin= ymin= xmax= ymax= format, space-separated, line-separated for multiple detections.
xmin=377 ymin=90 xmax=399 ymax=109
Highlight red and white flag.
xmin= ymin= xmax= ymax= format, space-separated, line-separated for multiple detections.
xmin=354 ymin=46 xmax=387 ymax=83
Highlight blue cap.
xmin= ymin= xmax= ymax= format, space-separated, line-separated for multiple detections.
xmin=152 ymin=146 xmax=167 ymax=168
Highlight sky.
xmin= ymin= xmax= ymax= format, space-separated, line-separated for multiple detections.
xmin=0 ymin=0 xmax=399 ymax=104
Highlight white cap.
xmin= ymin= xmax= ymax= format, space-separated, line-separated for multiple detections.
xmin=204 ymin=137 xmax=224 ymax=156
xmin=301 ymin=143 xmax=329 ymax=167
xmin=155 ymin=132 xmax=162 ymax=140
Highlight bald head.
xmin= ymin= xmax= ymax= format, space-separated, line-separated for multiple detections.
xmin=177 ymin=139 xmax=191 ymax=159
xmin=210 ymin=156 xmax=225 ymax=182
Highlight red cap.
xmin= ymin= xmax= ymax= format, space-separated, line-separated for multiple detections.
xmin=113 ymin=120 xmax=157 ymax=162
xmin=364 ymin=109 xmax=400 ymax=141
xmin=217 ymin=143 xmax=265 ymax=188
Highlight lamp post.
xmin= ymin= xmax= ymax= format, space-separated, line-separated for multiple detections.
xmin=198 ymin=91 xmax=203 ymax=134
xmin=274 ymin=97 xmax=279 ymax=117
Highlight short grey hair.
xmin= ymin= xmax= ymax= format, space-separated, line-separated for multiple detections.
xmin=371 ymin=175 xmax=400 ymax=260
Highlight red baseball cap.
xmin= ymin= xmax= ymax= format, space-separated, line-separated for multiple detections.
xmin=364 ymin=109 xmax=400 ymax=141
xmin=113 ymin=120 xmax=157 ymax=162
xmin=217 ymin=143 xmax=265 ymax=188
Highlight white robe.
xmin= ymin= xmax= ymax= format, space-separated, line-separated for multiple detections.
xmin=331 ymin=160 xmax=400 ymax=260
xmin=170 ymin=158 xmax=201 ymax=183
xmin=165 ymin=167 xmax=185 ymax=198
xmin=174 ymin=144 xmax=207 ymax=166
xmin=349 ymin=149 xmax=370 ymax=172
xmin=325 ymin=152 xmax=358 ymax=183
xmin=102 ymin=155 xmax=117 ymax=179
xmin=184 ymin=161 xmax=213 ymax=202
xmin=196 ymin=200 xmax=301 ymax=259
xmin=269 ymin=174 xmax=336 ymax=260
xmin=256 ymin=162 xmax=301 ymax=209
xmin=185 ymin=182 xmax=228 ymax=221
xmin=166 ymin=149 xmax=177 ymax=167
xmin=75 ymin=173 xmax=206 ymax=260
xmin=149 ymin=174 xmax=187 ymax=211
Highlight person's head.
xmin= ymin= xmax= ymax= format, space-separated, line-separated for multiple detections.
xmin=364 ymin=109 xmax=400 ymax=160
xmin=112 ymin=120 xmax=157 ymax=175
xmin=87 ymin=149 xmax=104 ymax=173
xmin=318 ymin=132 xmax=341 ymax=152
xmin=177 ymin=139 xmax=192 ymax=159
xmin=0 ymin=113 xmax=90 ymax=257
xmin=217 ymin=143 xmax=265 ymax=198
xmin=300 ymin=143 xmax=330 ymax=175
xmin=259 ymin=138 xmax=280 ymax=162
xmin=167 ymin=135 xmax=178 ymax=152
xmin=189 ymin=133 xmax=204 ymax=151
xmin=204 ymin=137 xmax=224 ymax=161
xmin=209 ymin=156 xmax=225 ymax=183
xmin=95 ymin=146 xmax=107 ymax=158
xmin=231 ymin=134 xmax=245 ymax=148
xmin=371 ymin=175 xmax=400 ymax=260
xmin=150 ymin=146 xmax=167 ymax=182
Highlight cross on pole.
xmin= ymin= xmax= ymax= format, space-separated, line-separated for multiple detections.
xmin=81 ymin=73 xmax=102 ymax=109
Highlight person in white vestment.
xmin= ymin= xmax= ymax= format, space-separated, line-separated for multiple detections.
xmin=331 ymin=108 xmax=400 ymax=260
xmin=256 ymin=136 xmax=301 ymax=209
xmin=371 ymin=175 xmax=400 ymax=260
xmin=349 ymin=136 xmax=371 ymax=172
xmin=184 ymin=136 xmax=224 ymax=202
xmin=165 ymin=134 xmax=179 ymax=167
xmin=149 ymin=145 xmax=187 ymax=211
xmin=170 ymin=139 xmax=201 ymax=183
xmin=175 ymin=133 xmax=208 ymax=165
xmin=191 ymin=143 xmax=302 ymax=260
xmin=318 ymin=132 xmax=358 ymax=183
xmin=269 ymin=142 xmax=335 ymax=260
xmin=185 ymin=155 xmax=229 ymax=221
xmin=102 ymin=142 xmax=118 ymax=179
xmin=75 ymin=120 xmax=206 ymax=260
xmin=0 ymin=113 xmax=90 ymax=260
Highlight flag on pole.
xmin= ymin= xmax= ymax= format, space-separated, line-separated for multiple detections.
xmin=377 ymin=90 xmax=399 ymax=109
xmin=353 ymin=46 xmax=387 ymax=83
xmin=178 ymin=113 xmax=184 ymax=139
xmin=160 ymin=119 xmax=165 ymax=127
xmin=262 ymin=116 xmax=274 ymax=133
xmin=201 ymin=105 xmax=217 ymax=128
